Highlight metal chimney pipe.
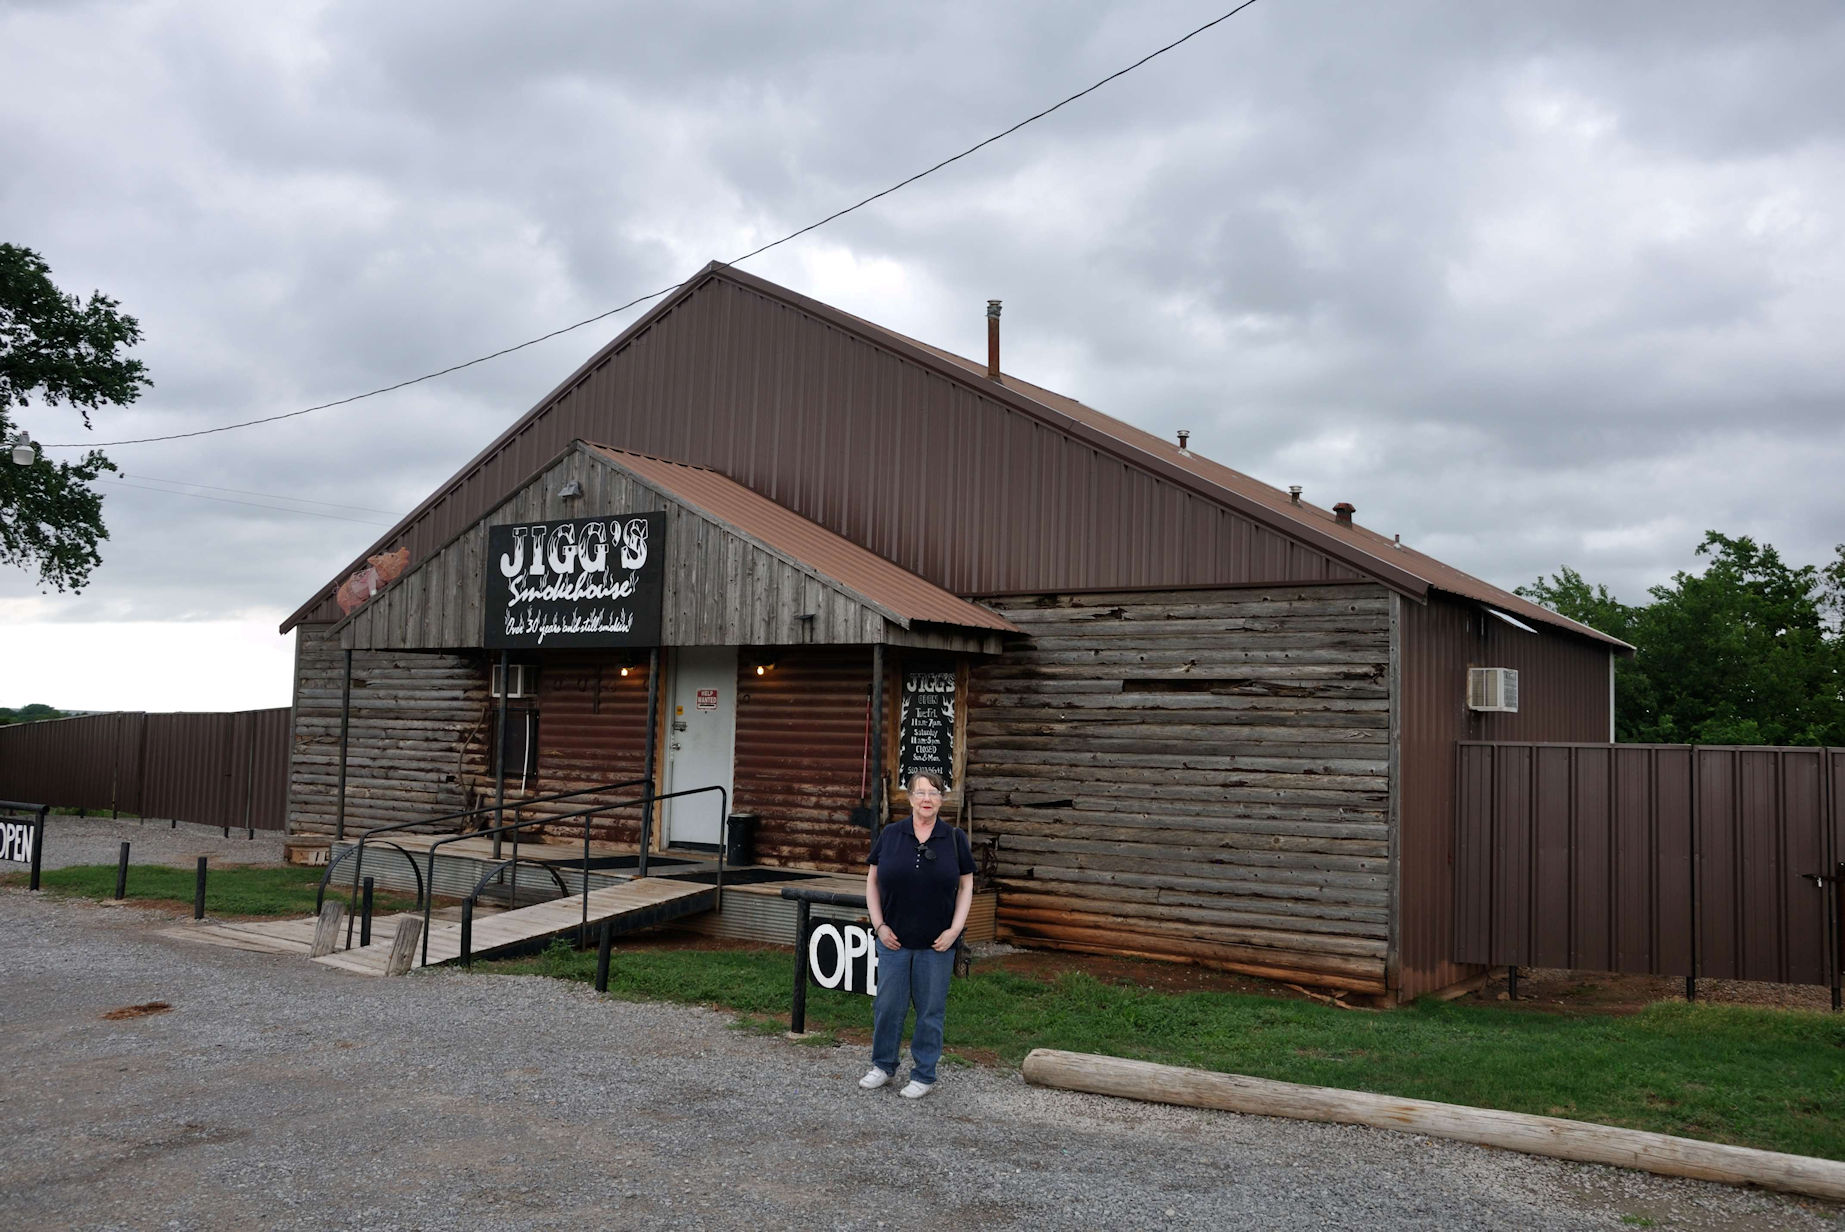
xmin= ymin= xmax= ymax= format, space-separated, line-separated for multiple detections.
xmin=1333 ymin=501 xmax=1356 ymax=526
xmin=986 ymin=300 xmax=1002 ymax=381
xmin=1288 ymin=485 xmax=1302 ymax=506
xmin=1176 ymin=430 xmax=1190 ymax=452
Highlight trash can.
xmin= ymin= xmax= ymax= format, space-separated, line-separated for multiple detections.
xmin=725 ymin=813 xmax=758 ymax=868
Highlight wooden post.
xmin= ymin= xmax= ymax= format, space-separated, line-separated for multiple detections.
xmin=869 ymin=643 xmax=885 ymax=838
xmin=1022 ymin=1050 xmax=1845 ymax=1203
xmin=310 ymin=900 xmax=346 ymax=958
xmin=493 ymin=650 xmax=509 ymax=860
xmin=639 ymin=647 xmax=659 ymax=879
xmin=385 ymin=915 xmax=423 ymax=976
xmin=335 ymin=649 xmax=353 ymax=842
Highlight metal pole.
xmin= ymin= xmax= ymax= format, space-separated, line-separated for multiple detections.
xmin=869 ymin=643 xmax=886 ymax=839
xmin=28 ymin=804 xmax=47 ymax=891
xmin=335 ymin=648 xmax=353 ymax=842
xmin=360 ymin=876 xmax=375 ymax=948
xmin=114 ymin=841 xmax=130 ymax=900
xmin=1506 ymin=965 xmax=1518 ymax=1001
xmin=790 ymin=897 xmax=812 ymax=1034
xmin=493 ymin=651 xmax=509 ymax=861
xmin=595 ymin=919 xmax=614 ymax=993
xmin=1834 ymin=861 xmax=1843 ymax=1014
xmin=460 ymin=898 xmax=474 ymax=970
xmin=639 ymin=647 xmax=659 ymax=879
xmin=193 ymin=857 xmax=207 ymax=920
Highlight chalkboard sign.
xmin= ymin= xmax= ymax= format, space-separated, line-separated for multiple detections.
xmin=898 ymin=668 xmax=956 ymax=791
xmin=483 ymin=513 xmax=666 ymax=649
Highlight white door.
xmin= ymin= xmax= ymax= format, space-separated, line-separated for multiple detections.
xmin=663 ymin=646 xmax=736 ymax=848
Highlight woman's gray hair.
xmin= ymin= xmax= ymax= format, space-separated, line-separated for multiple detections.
xmin=908 ymin=770 xmax=947 ymax=795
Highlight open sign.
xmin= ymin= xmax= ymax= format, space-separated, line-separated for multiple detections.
xmin=807 ymin=922 xmax=879 ymax=996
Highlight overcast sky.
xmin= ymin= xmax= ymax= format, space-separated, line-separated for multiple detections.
xmin=3 ymin=0 xmax=1842 ymax=711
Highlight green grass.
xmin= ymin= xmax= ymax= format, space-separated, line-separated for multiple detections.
xmin=1 ymin=863 xmax=420 ymax=917
xmin=491 ymin=941 xmax=1845 ymax=1161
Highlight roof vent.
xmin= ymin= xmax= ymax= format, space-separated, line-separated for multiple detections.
xmin=1176 ymin=430 xmax=1190 ymax=453
xmin=986 ymin=300 xmax=1002 ymax=381
xmin=1467 ymin=667 xmax=1519 ymax=713
xmin=1288 ymin=485 xmax=1302 ymax=506
xmin=1333 ymin=501 xmax=1355 ymax=526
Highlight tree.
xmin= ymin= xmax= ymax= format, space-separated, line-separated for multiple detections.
xmin=1 ymin=243 xmax=149 ymax=591
xmin=1520 ymin=533 xmax=1845 ymax=746
xmin=0 ymin=703 xmax=64 ymax=726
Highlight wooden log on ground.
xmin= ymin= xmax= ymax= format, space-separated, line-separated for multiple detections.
xmin=1020 ymin=1050 xmax=1845 ymax=1203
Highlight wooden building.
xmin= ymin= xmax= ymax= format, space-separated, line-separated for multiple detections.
xmin=282 ymin=263 xmax=1625 ymax=1002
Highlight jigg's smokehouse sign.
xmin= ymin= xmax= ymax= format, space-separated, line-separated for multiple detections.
xmin=484 ymin=513 xmax=667 ymax=648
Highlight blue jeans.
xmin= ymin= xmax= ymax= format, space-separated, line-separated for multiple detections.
xmin=871 ymin=941 xmax=954 ymax=1085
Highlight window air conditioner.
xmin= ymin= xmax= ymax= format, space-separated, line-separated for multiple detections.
xmin=1467 ymin=667 xmax=1518 ymax=713
xmin=491 ymin=663 xmax=538 ymax=699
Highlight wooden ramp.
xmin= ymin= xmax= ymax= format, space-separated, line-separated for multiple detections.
xmin=311 ymin=877 xmax=718 ymax=976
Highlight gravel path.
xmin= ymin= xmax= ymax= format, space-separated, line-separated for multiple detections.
xmin=0 ymin=891 xmax=1837 ymax=1231
xmin=3 ymin=814 xmax=287 ymax=872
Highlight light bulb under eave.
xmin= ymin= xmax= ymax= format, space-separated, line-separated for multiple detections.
xmin=755 ymin=664 xmax=766 ymax=676
xmin=619 ymin=665 xmax=630 ymax=677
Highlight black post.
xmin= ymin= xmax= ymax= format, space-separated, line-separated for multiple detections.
xmin=1833 ymin=861 xmax=1843 ymax=1014
xmin=1686 ymin=976 xmax=1697 ymax=1003
xmin=28 ymin=804 xmax=47 ymax=891
xmin=242 ymin=713 xmax=257 ymax=840
xmin=595 ymin=919 xmax=614 ymax=993
xmin=493 ymin=650 xmax=509 ymax=860
xmin=335 ymin=648 xmax=353 ymax=842
xmin=114 ymin=841 xmax=130 ymax=900
xmin=790 ymin=897 xmax=813 ymax=1035
xmin=360 ymin=876 xmax=375 ymax=948
xmin=869 ymin=644 xmax=885 ymax=839
xmin=639 ymin=647 xmax=659 ymax=879
xmin=193 ymin=856 xmax=207 ymax=920
xmin=1506 ymin=965 xmax=1518 ymax=1001
xmin=460 ymin=898 xmax=474 ymax=970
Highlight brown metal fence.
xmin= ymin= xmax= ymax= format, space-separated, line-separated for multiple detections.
xmin=1455 ymin=743 xmax=1844 ymax=991
xmin=0 ymin=709 xmax=291 ymax=831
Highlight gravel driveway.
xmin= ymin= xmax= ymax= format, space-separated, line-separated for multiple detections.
xmin=1 ymin=891 xmax=1837 ymax=1231
xmin=6 ymin=813 xmax=288 ymax=872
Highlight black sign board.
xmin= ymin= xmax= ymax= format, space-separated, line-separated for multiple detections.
xmin=898 ymin=668 xmax=956 ymax=791
xmin=483 ymin=513 xmax=666 ymax=649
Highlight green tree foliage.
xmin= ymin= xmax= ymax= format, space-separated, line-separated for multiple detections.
xmin=0 ymin=703 xmax=64 ymax=726
xmin=1 ymin=243 xmax=149 ymax=591
xmin=1520 ymin=533 xmax=1845 ymax=746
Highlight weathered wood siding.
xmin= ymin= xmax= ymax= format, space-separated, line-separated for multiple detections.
xmin=339 ymin=444 xmax=991 ymax=654
xmin=968 ymin=584 xmax=1393 ymax=994
xmin=289 ymin=623 xmax=486 ymax=837
xmin=734 ymin=646 xmax=877 ymax=873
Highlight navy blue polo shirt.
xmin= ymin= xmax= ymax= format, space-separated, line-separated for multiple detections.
xmin=867 ymin=821 xmax=975 ymax=949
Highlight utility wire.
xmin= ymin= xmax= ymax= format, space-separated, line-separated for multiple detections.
xmin=118 ymin=471 xmax=400 ymax=516
xmin=51 ymin=0 xmax=1261 ymax=450
xmin=98 ymin=477 xmax=397 ymax=526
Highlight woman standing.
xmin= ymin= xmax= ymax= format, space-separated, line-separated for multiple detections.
xmin=859 ymin=770 xmax=975 ymax=1099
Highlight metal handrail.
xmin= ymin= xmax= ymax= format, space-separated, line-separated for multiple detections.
xmin=463 ymin=856 xmax=571 ymax=907
xmin=419 ymin=784 xmax=729 ymax=967
xmin=335 ymin=778 xmax=648 ymax=946
xmin=315 ymin=839 xmax=426 ymax=916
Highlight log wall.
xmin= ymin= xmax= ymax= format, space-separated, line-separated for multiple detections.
xmin=289 ymin=622 xmax=487 ymax=837
xmin=968 ymin=584 xmax=1393 ymax=994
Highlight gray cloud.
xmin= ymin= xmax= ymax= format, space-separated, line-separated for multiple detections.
xmin=2 ymin=0 xmax=1842 ymax=648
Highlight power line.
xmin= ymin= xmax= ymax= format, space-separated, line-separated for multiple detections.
xmin=50 ymin=0 xmax=1261 ymax=450
xmin=118 ymin=472 xmax=400 ymax=516
xmin=97 ymin=477 xmax=397 ymax=526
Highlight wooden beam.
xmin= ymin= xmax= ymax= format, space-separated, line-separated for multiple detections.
xmin=1021 ymin=1050 xmax=1845 ymax=1203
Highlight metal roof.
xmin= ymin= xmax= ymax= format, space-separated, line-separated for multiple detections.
xmin=584 ymin=445 xmax=1018 ymax=634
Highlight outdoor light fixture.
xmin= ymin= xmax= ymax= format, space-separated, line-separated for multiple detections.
xmin=8 ymin=432 xmax=35 ymax=467
xmin=557 ymin=479 xmax=583 ymax=499
xmin=754 ymin=659 xmax=777 ymax=676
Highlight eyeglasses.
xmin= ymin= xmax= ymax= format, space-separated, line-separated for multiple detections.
xmin=917 ymin=842 xmax=937 ymax=862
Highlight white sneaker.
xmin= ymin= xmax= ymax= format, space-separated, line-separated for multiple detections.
xmin=858 ymin=1067 xmax=892 ymax=1090
xmin=899 ymin=1079 xmax=935 ymax=1099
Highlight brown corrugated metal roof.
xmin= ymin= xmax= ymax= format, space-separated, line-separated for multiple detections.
xmin=829 ymin=306 xmax=1631 ymax=652
xmin=284 ymin=262 xmax=1627 ymax=651
xmin=584 ymin=444 xmax=1018 ymax=634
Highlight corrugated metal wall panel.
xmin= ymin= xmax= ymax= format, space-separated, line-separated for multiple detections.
xmin=1455 ymin=743 xmax=1836 ymax=987
xmin=1396 ymin=593 xmax=1614 ymax=999
xmin=733 ymin=646 xmax=876 ymax=873
xmin=294 ymin=276 xmax=1360 ymax=629
xmin=0 ymin=710 xmax=289 ymax=830
xmin=526 ymin=651 xmax=655 ymax=844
